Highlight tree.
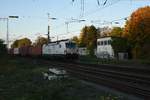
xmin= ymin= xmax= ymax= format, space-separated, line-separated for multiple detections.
xmin=124 ymin=6 xmax=150 ymax=59
xmin=71 ymin=36 xmax=79 ymax=45
xmin=18 ymin=38 xmax=32 ymax=47
xmin=79 ymin=26 xmax=88 ymax=47
xmin=110 ymin=27 xmax=123 ymax=37
xmin=79 ymin=25 xmax=97 ymax=56
xmin=111 ymin=37 xmax=131 ymax=58
xmin=0 ymin=39 xmax=6 ymax=54
xmin=11 ymin=38 xmax=32 ymax=48
xmin=11 ymin=40 xmax=19 ymax=48
xmin=97 ymin=26 xmax=112 ymax=37
xmin=33 ymin=36 xmax=48 ymax=46
xmin=86 ymin=25 xmax=97 ymax=56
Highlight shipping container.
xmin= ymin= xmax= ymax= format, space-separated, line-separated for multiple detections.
xmin=14 ymin=48 xmax=19 ymax=55
xmin=8 ymin=48 xmax=14 ymax=55
xmin=19 ymin=46 xmax=30 ymax=56
xmin=29 ymin=46 xmax=42 ymax=56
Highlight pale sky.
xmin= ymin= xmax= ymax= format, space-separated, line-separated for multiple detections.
xmin=0 ymin=0 xmax=150 ymax=44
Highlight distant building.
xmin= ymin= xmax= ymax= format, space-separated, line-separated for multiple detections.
xmin=96 ymin=36 xmax=128 ymax=59
xmin=96 ymin=37 xmax=114 ymax=58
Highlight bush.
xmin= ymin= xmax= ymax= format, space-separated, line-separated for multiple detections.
xmin=0 ymin=39 xmax=7 ymax=55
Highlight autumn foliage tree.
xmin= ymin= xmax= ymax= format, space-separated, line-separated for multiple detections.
xmin=110 ymin=27 xmax=123 ymax=37
xmin=11 ymin=38 xmax=32 ymax=48
xmin=79 ymin=25 xmax=97 ymax=56
xmin=79 ymin=26 xmax=88 ymax=47
xmin=33 ymin=36 xmax=48 ymax=46
xmin=11 ymin=40 xmax=19 ymax=48
xmin=71 ymin=36 xmax=79 ymax=45
xmin=18 ymin=38 xmax=32 ymax=47
xmin=86 ymin=25 xmax=97 ymax=55
xmin=124 ymin=6 xmax=150 ymax=59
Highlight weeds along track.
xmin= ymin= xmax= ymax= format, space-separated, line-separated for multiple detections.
xmin=47 ymin=61 xmax=150 ymax=99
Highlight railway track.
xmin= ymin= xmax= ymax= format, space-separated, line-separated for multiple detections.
xmin=47 ymin=61 xmax=150 ymax=99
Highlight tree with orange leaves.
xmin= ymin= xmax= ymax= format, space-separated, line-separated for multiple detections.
xmin=124 ymin=6 xmax=150 ymax=59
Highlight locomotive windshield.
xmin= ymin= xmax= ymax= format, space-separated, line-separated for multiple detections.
xmin=66 ymin=42 xmax=76 ymax=48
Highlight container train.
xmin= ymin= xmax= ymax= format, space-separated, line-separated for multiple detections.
xmin=8 ymin=39 xmax=79 ymax=59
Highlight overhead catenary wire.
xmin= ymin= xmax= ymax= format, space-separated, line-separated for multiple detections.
xmin=81 ymin=0 xmax=121 ymax=18
xmin=3 ymin=0 xmax=146 ymax=43
xmin=55 ymin=0 xmax=122 ymax=33
xmin=55 ymin=17 xmax=129 ymax=39
xmin=9 ymin=0 xmax=132 ymax=40
xmin=6 ymin=16 xmax=127 ymax=42
xmin=103 ymin=0 xmax=108 ymax=5
xmin=97 ymin=0 xmax=100 ymax=6
xmin=90 ymin=16 xmax=128 ymax=29
xmin=91 ymin=17 xmax=128 ymax=24
xmin=80 ymin=0 xmax=84 ymax=17
xmin=72 ymin=0 xmax=120 ymax=19
xmin=52 ymin=17 xmax=129 ymax=40
xmin=68 ymin=0 xmax=122 ymax=33
xmin=72 ymin=0 xmax=109 ymax=6
xmin=10 ymin=0 xmax=122 ymax=33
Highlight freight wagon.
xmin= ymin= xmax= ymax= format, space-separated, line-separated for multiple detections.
xmin=8 ymin=39 xmax=79 ymax=60
xmin=14 ymin=48 xmax=19 ymax=55
xmin=8 ymin=48 xmax=14 ymax=55
xmin=29 ymin=46 xmax=42 ymax=57
xmin=19 ymin=46 xmax=30 ymax=56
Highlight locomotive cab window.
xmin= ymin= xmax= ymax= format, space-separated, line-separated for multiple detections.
xmin=101 ymin=41 xmax=103 ymax=45
xmin=104 ymin=41 xmax=107 ymax=45
xmin=108 ymin=40 xmax=111 ymax=45
xmin=66 ymin=42 xmax=76 ymax=48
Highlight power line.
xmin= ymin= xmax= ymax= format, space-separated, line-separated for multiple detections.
xmin=72 ymin=0 xmax=109 ymax=6
xmin=97 ymin=0 xmax=100 ymax=6
xmin=103 ymin=0 xmax=108 ymax=5
xmin=80 ymin=0 xmax=84 ymax=17
xmin=91 ymin=16 xmax=128 ymax=28
xmin=83 ymin=0 xmax=121 ymax=18
xmin=72 ymin=0 xmax=119 ymax=18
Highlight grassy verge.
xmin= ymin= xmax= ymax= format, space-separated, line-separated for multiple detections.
xmin=0 ymin=55 xmax=128 ymax=100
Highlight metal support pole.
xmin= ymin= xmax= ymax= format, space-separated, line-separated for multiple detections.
xmin=48 ymin=25 xmax=50 ymax=43
xmin=47 ymin=13 xmax=56 ymax=43
xmin=6 ymin=18 xmax=9 ymax=48
xmin=0 ymin=16 xmax=18 ymax=48
xmin=47 ymin=13 xmax=50 ymax=43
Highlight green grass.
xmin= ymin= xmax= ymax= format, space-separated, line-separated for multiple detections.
xmin=0 ymin=55 xmax=128 ymax=100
